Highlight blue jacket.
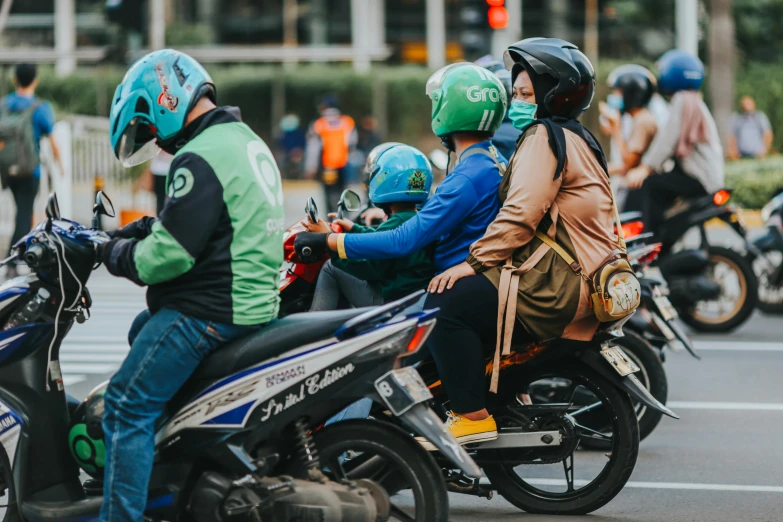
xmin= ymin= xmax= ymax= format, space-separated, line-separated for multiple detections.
xmin=341 ymin=141 xmax=504 ymax=273
xmin=2 ymin=93 xmax=55 ymax=179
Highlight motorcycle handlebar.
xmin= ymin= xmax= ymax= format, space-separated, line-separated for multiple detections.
xmin=23 ymin=243 xmax=47 ymax=267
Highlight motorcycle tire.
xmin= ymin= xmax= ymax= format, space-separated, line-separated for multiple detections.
xmin=0 ymin=446 xmax=19 ymax=522
xmin=310 ymin=418 xmax=450 ymax=522
xmin=679 ymin=246 xmax=758 ymax=332
xmin=484 ymin=361 xmax=639 ymax=516
xmin=753 ymin=250 xmax=783 ymax=314
xmin=580 ymin=331 xmax=667 ymax=450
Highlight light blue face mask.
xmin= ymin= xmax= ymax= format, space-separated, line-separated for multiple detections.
xmin=607 ymin=93 xmax=624 ymax=111
xmin=508 ymin=100 xmax=538 ymax=131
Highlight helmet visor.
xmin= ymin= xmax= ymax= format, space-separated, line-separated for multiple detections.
xmin=116 ymin=117 xmax=160 ymax=168
xmin=426 ymin=63 xmax=473 ymax=96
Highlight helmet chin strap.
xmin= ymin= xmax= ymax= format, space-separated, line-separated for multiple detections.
xmin=440 ymin=135 xmax=455 ymax=174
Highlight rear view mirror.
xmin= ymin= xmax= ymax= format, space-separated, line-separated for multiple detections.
xmin=45 ymin=193 xmax=60 ymax=220
xmin=305 ymin=197 xmax=319 ymax=224
xmin=94 ymin=191 xmax=116 ymax=218
xmin=340 ymin=190 xmax=361 ymax=212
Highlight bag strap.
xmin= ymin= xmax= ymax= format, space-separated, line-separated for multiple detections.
xmin=458 ymin=145 xmax=507 ymax=174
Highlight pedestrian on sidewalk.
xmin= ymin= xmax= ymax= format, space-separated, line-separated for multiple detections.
xmin=728 ymin=95 xmax=773 ymax=160
xmin=0 ymin=63 xmax=60 ymax=279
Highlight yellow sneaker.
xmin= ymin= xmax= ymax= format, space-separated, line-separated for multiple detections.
xmin=417 ymin=412 xmax=498 ymax=451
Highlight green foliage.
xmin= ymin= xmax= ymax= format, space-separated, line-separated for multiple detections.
xmin=25 ymin=64 xmax=432 ymax=144
xmin=725 ymin=156 xmax=783 ymax=209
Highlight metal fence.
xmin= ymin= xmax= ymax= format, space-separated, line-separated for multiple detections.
xmin=1 ymin=116 xmax=155 ymax=251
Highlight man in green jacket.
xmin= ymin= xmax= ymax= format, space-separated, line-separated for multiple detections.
xmin=98 ymin=50 xmax=284 ymax=522
xmin=305 ymin=143 xmax=434 ymax=310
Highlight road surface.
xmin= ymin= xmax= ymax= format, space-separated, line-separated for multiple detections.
xmin=8 ymin=269 xmax=783 ymax=521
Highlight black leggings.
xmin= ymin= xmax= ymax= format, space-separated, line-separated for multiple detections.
xmin=640 ymin=166 xmax=707 ymax=234
xmin=424 ymin=274 xmax=532 ymax=413
xmin=7 ymin=176 xmax=40 ymax=258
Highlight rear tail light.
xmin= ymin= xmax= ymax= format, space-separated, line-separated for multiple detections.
xmin=713 ymin=189 xmax=731 ymax=206
xmin=615 ymin=220 xmax=644 ymax=239
xmin=406 ymin=320 xmax=436 ymax=354
xmin=630 ymin=242 xmax=663 ymax=267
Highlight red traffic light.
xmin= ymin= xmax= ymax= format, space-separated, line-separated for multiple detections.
xmin=486 ymin=0 xmax=505 ymax=6
xmin=488 ymin=6 xmax=509 ymax=29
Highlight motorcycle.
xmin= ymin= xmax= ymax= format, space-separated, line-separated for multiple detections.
xmin=282 ymin=190 xmax=678 ymax=515
xmin=750 ymin=191 xmax=783 ymax=313
xmin=624 ymin=235 xmax=698 ymax=359
xmin=0 ymin=191 xmax=480 ymax=522
xmin=618 ymin=188 xmax=758 ymax=332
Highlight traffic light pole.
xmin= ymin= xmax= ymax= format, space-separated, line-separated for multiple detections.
xmin=491 ymin=0 xmax=522 ymax=58
xmin=426 ymin=0 xmax=446 ymax=70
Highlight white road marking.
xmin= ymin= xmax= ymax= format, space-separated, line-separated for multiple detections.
xmin=63 ymin=374 xmax=87 ymax=386
xmin=60 ymin=353 xmax=127 ymax=363
xmin=668 ymin=401 xmax=783 ymax=411
xmin=694 ymin=341 xmax=783 ymax=352
xmin=516 ymin=478 xmax=783 ymax=493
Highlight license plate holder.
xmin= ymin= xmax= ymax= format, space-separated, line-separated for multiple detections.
xmin=600 ymin=346 xmax=641 ymax=377
xmin=653 ymin=295 xmax=678 ymax=321
xmin=375 ymin=368 xmax=433 ymax=417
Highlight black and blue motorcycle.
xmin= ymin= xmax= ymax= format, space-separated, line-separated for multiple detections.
xmin=0 ymin=192 xmax=479 ymax=522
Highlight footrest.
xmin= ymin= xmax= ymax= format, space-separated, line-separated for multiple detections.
xmin=22 ymin=497 xmax=103 ymax=522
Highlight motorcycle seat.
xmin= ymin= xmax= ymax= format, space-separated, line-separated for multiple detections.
xmin=191 ymin=308 xmax=369 ymax=381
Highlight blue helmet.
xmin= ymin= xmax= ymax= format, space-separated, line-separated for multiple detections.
xmin=109 ymin=49 xmax=215 ymax=167
xmin=367 ymin=143 xmax=432 ymax=205
xmin=657 ymin=50 xmax=704 ymax=95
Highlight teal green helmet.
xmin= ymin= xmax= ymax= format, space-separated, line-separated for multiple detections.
xmin=68 ymin=382 xmax=108 ymax=479
xmin=109 ymin=49 xmax=215 ymax=167
xmin=426 ymin=62 xmax=508 ymax=137
xmin=367 ymin=143 xmax=433 ymax=205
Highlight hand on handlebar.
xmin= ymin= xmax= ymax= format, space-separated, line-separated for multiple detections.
xmin=303 ymin=219 xmax=332 ymax=234
xmin=109 ymin=216 xmax=157 ymax=240
xmin=294 ymin=232 xmax=329 ymax=263
xmin=326 ymin=213 xmax=355 ymax=232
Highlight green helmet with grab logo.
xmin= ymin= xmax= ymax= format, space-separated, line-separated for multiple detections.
xmin=426 ymin=63 xmax=508 ymax=137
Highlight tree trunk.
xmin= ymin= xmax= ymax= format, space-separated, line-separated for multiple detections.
xmin=708 ymin=0 xmax=735 ymax=151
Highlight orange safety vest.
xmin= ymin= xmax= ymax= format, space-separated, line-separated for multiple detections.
xmin=313 ymin=115 xmax=355 ymax=170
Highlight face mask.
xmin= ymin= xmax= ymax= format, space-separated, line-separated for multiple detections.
xmin=508 ymin=100 xmax=538 ymax=131
xmin=607 ymin=93 xmax=624 ymax=111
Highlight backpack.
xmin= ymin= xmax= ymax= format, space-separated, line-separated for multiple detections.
xmin=0 ymin=99 xmax=42 ymax=188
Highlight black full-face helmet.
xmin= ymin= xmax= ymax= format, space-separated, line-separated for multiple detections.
xmin=608 ymin=64 xmax=657 ymax=112
xmin=504 ymin=37 xmax=596 ymax=119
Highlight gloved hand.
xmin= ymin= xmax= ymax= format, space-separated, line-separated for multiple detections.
xmin=294 ymin=232 xmax=329 ymax=263
xmin=93 ymin=233 xmax=111 ymax=263
xmin=109 ymin=216 xmax=157 ymax=240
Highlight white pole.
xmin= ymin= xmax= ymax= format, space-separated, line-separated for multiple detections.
xmin=54 ymin=0 xmax=76 ymax=77
xmin=426 ymin=0 xmax=446 ymax=70
xmin=149 ymin=0 xmax=166 ymax=50
xmin=491 ymin=0 xmax=522 ymax=59
xmin=351 ymin=0 xmax=371 ymax=73
xmin=42 ymin=121 xmax=73 ymax=219
xmin=676 ymin=0 xmax=699 ymax=55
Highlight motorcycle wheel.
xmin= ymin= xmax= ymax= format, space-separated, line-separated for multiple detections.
xmin=579 ymin=331 xmax=667 ymax=450
xmin=483 ymin=361 xmax=639 ymax=515
xmin=680 ymin=246 xmax=758 ymax=332
xmin=0 ymin=447 xmax=19 ymax=521
xmin=754 ymin=250 xmax=783 ymax=314
xmin=310 ymin=418 xmax=450 ymax=522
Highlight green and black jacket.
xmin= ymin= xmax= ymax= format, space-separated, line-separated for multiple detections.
xmin=104 ymin=108 xmax=285 ymax=325
xmin=331 ymin=211 xmax=435 ymax=302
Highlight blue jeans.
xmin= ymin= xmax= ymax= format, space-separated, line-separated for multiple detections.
xmin=100 ymin=308 xmax=260 ymax=522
